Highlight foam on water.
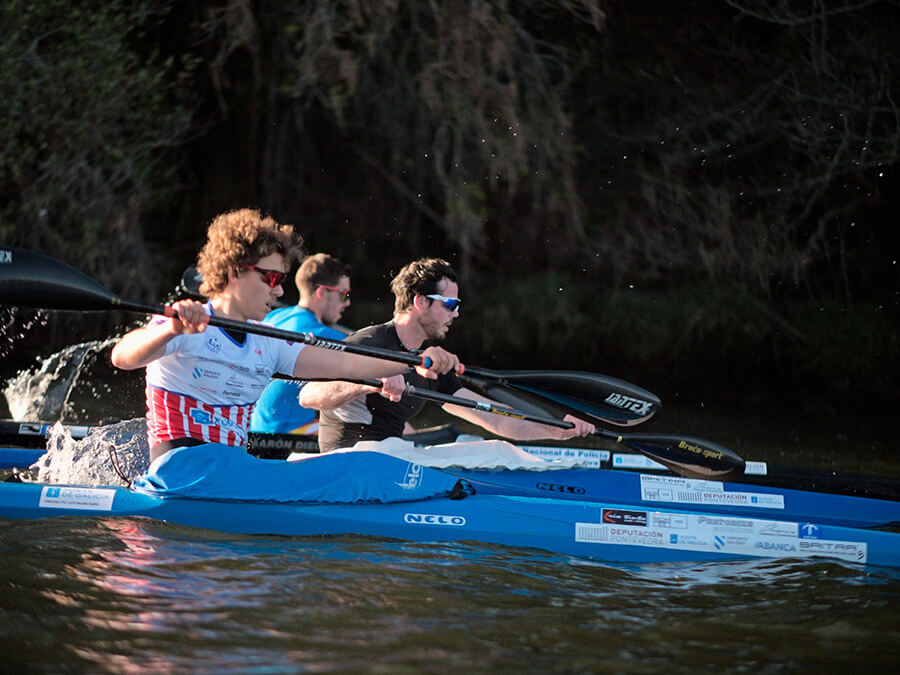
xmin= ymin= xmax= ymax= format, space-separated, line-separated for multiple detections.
xmin=32 ymin=417 xmax=149 ymax=486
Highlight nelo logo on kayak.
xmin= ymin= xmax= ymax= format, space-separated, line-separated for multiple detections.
xmin=604 ymin=393 xmax=653 ymax=415
xmin=536 ymin=481 xmax=585 ymax=495
xmin=0 ymin=249 xmax=11 ymax=264
xmin=404 ymin=513 xmax=466 ymax=526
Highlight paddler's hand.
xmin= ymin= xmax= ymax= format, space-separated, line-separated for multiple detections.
xmin=377 ymin=374 xmax=407 ymax=402
xmin=165 ymin=299 xmax=209 ymax=335
xmin=415 ymin=346 xmax=461 ymax=379
xmin=548 ymin=414 xmax=596 ymax=441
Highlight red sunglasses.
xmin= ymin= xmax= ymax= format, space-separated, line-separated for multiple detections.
xmin=243 ymin=264 xmax=286 ymax=288
xmin=317 ymin=283 xmax=351 ymax=302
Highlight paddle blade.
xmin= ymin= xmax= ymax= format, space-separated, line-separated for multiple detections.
xmin=0 ymin=247 xmax=120 ymax=311
xmin=618 ymin=434 xmax=745 ymax=479
xmin=177 ymin=265 xmax=206 ymax=300
xmin=461 ymin=370 xmax=660 ymax=426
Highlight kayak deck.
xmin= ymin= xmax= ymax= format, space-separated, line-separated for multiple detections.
xmin=445 ymin=467 xmax=900 ymax=530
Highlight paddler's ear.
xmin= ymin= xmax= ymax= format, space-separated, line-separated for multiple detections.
xmin=412 ymin=294 xmax=428 ymax=312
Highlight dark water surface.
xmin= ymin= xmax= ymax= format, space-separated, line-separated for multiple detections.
xmin=2 ymin=354 xmax=899 ymax=672
xmin=2 ymin=516 xmax=899 ymax=674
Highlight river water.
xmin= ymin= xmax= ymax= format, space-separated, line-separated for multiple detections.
xmin=1 ymin=344 xmax=899 ymax=672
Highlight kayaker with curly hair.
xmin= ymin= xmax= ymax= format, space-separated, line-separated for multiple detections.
xmin=111 ymin=209 xmax=459 ymax=461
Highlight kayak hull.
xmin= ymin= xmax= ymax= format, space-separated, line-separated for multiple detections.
xmin=1 ymin=481 xmax=897 ymax=568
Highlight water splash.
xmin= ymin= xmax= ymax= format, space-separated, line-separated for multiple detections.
xmin=33 ymin=417 xmax=149 ymax=485
xmin=3 ymin=338 xmax=119 ymax=421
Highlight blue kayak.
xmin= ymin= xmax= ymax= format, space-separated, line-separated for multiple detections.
xmin=1 ymin=480 xmax=897 ymax=568
xmin=443 ymin=467 xmax=900 ymax=530
xmin=0 ymin=444 xmax=898 ymax=568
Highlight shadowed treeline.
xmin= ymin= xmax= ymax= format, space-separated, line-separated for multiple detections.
xmin=1 ymin=0 xmax=897 ymax=408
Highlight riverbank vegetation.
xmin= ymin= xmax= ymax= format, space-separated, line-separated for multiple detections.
xmin=1 ymin=0 xmax=897 ymax=407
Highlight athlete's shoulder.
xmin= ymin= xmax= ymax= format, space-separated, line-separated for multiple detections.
xmin=265 ymin=306 xmax=318 ymax=331
xmin=315 ymin=325 xmax=348 ymax=341
xmin=345 ymin=322 xmax=395 ymax=346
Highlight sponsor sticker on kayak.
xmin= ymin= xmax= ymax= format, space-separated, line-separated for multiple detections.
xmin=39 ymin=486 xmax=116 ymax=511
xmin=397 ymin=462 xmax=423 ymax=489
xmin=521 ymin=446 xmax=610 ymax=467
xmin=575 ymin=513 xmax=867 ymax=564
xmin=639 ymin=475 xmax=785 ymax=510
xmin=612 ymin=454 xmax=667 ymax=471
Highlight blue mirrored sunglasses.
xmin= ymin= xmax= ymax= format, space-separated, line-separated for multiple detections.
xmin=426 ymin=294 xmax=461 ymax=311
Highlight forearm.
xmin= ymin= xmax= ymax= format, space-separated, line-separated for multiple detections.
xmin=299 ymin=381 xmax=375 ymax=410
xmin=110 ymin=324 xmax=175 ymax=370
xmin=444 ymin=403 xmax=564 ymax=440
xmin=441 ymin=388 xmax=590 ymax=441
xmin=292 ymin=347 xmax=409 ymax=382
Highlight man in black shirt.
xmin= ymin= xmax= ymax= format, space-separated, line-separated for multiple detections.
xmin=300 ymin=258 xmax=595 ymax=451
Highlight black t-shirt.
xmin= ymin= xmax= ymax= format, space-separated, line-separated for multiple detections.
xmin=317 ymin=322 xmax=463 ymax=451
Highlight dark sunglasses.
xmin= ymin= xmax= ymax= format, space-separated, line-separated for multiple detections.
xmin=426 ymin=294 xmax=461 ymax=311
xmin=243 ymin=264 xmax=286 ymax=288
xmin=317 ymin=284 xmax=351 ymax=302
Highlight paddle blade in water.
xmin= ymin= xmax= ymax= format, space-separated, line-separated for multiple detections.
xmin=0 ymin=247 xmax=120 ymax=311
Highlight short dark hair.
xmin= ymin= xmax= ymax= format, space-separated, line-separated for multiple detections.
xmin=390 ymin=258 xmax=457 ymax=313
xmin=295 ymin=253 xmax=351 ymax=296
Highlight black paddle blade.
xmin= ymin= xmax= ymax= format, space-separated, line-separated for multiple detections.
xmin=461 ymin=370 xmax=660 ymax=427
xmin=0 ymin=247 xmax=120 ymax=311
xmin=618 ymin=434 xmax=745 ymax=480
xmin=178 ymin=265 xmax=206 ymax=300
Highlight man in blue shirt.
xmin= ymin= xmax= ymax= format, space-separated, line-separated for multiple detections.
xmin=249 ymin=253 xmax=352 ymax=434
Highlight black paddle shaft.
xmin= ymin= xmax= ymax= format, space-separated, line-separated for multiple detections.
xmin=0 ymin=247 xmax=430 ymax=370
xmin=0 ymin=246 xmax=660 ymax=425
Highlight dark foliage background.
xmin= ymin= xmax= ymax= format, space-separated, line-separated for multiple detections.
xmin=2 ymin=0 xmax=898 ymax=409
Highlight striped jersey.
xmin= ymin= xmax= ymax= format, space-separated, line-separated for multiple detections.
xmin=144 ymin=306 xmax=304 ymax=448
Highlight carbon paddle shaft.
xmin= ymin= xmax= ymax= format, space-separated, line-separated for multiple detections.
xmin=1 ymin=246 xmax=659 ymax=424
xmin=0 ymin=247 xmax=430 ymax=371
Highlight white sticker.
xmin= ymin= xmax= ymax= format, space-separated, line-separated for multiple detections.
xmin=612 ymin=454 xmax=667 ymax=470
xmin=575 ymin=514 xmax=867 ymax=564
xmin=39 ymin=486 xmax=116 ymax=511
xmin=640 ymin=475 xmax=784 ymax=509
xmin=522 ymin=446 xmax=610 ymax=467
xmin=744 ymin=461 xmax=768 ymax=476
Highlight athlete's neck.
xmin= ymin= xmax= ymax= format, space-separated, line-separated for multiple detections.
xmin=392 ymin=314 xmax=425 ymax=351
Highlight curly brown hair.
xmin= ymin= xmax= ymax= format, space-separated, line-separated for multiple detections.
xmin=196 ymin=209 xmax=304 ymax=296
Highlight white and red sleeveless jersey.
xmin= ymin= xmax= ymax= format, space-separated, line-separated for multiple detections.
xmin=144 ymin=306 xmax=303 ymax=448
